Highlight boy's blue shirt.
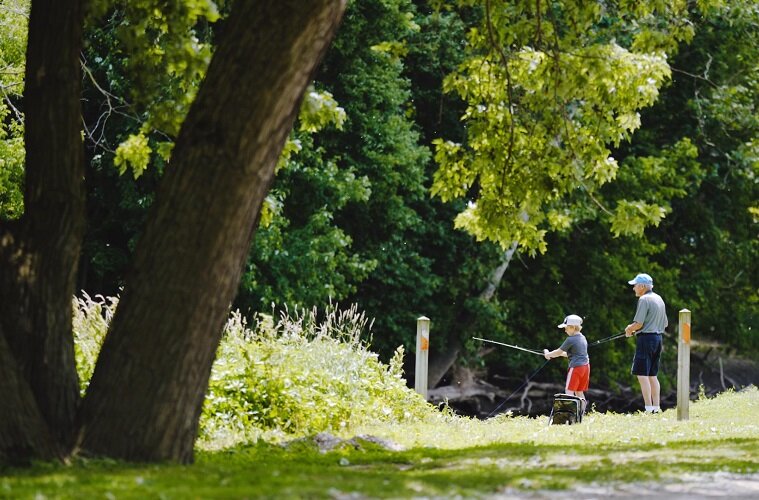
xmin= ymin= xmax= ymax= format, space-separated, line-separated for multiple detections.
xmin=560 ymin=333 xmax=589 ymax=368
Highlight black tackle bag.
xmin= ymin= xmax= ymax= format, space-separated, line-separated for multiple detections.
xmin=548 ymin=393 xmax=583 ymax=425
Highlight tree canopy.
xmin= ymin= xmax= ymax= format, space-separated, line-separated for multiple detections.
xmin=0 ymin=0 xmax=755 ymax=465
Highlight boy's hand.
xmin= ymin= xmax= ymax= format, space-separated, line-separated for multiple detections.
xmin=543 ymin=348 xmax=550 ymax=360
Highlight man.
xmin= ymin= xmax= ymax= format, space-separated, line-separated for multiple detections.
xmin=624 ymin=273 xmax=668 ymax=413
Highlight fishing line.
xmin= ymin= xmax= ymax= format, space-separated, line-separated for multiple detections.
xmin=472 ymin=336 xmax=549 ymax=417
xmin=485 ymin=359 xmax=550 ymax=418
xmin=472 ymin=337 xmax=544 ymax=356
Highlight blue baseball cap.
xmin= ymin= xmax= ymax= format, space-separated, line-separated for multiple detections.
xmin=628 ymin=273 xmax=653 ymax=286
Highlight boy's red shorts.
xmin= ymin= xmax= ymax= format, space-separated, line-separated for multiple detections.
xmin=565 ymin=364 xmax=590 ymax=392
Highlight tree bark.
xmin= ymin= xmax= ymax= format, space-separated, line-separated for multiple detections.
xmin=76 ymin=0 xmax=347 ymax=463
xmin=0 ymin=0 xmax=85 ymax=459
xmin=0 ymin=330 xmax=62 ymax=463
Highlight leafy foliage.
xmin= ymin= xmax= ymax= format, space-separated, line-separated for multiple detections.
xmin=0 ymin=0 xmax=27 ymax=220
xmin=640 ymin=0 xmax=759 ymax=350
xmin=200 ymin=305 xmax=433 ymax=449
xmin=237 ymin=130 xmax=375 ymax=312
xmin=16 ymin=0 xmax=756 ymax=426
xmin=497 ymin=0 xmax=758 ymax=375
xmin=71 ymin=295 xmax=433 ymax=451
xmin=91 ymin=0 xmax=218 ymax=176
xmin=431 ymin=0 xmax=716 ymax=252
xmin=235 ymin=0 xmax=448 ymax=359
xmin=78 ymin=2 xmax=350 ymax=295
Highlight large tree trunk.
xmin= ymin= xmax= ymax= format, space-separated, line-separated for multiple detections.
xmin=427 ymin=242 xmax=518 ymax=388
xmin=0 ymin=330 xmax=62 ymax=463
xmin=77 ymin=0 xmax=347 ymax=463
xmin=0 ymin=0 xmax=85 ymax=460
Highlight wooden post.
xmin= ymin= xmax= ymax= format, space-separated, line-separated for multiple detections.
xmin=677 ymin=309 xmax=691 ymax=421
xmin=415 ymin=316 xmax=430 ymax=400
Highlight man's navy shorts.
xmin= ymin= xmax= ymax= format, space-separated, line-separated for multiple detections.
xmin=632 ymin=334 xmax=663 ymax=376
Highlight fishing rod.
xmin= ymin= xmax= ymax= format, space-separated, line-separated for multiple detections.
xmin=588 ymin=332 xmax=628 ymax=347
xmin=472 ymin=337 xmax=544 ymax=356
xmin=479 ymin=331 xmax=631 ymax=419
xmin=476 ymin=331 xmax=629 ymax=353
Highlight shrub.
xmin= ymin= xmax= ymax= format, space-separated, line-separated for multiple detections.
xmin=198 ymin=304 xmax=433 ymax=449
xmin=71 ymin=295 xmax=434 ymax=450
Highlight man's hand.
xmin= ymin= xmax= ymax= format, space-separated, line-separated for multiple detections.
xmin=543 ymin=348 xmax=550 ymax=360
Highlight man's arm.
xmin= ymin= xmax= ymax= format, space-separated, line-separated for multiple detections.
xmin=625 ymin=322 xmax=643 ymax=336
xmin=627 ymin=296 xmax=650 ymax=336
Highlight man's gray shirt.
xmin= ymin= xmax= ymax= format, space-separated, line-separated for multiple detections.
xmin=560 ymin=334 xmax=589 ymax=368
xmin=633 ymin=290 xmax=668 ymax=333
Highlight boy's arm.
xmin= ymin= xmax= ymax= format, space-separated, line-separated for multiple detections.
xmin=543 ymin=348 xmax=567 ymax=360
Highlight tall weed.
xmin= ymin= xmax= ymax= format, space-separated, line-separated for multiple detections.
xmin=71 ymin=295 xmax=434 ymax=450
xmin=199 ymin=305 xmax=433 ymax=449
xmin=72 ymin=292 xmax=117 ymax=395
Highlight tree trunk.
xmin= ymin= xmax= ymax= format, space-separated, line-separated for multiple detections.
xmin=0 ymin=331 xmax=62 ymax=463
xmin=427 ymin=242 xmax=518 ymax=388
xmin=0 ymin=0 xmax=85 ymax=460
xmin=76 ymin=0 xmax=347 ymax=463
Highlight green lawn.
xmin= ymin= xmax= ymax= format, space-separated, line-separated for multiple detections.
xmin=2 ymin=388 xmax=758 ymax=498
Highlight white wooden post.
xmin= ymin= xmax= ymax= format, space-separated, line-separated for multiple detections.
xmin=677 ymin=309 xmax=691 ymax=421
xmin=415 ymin=316 xmax=430 ymax=400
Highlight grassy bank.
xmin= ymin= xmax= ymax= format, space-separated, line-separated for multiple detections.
xmin=2 ymin=388 xmax=757 ymax=498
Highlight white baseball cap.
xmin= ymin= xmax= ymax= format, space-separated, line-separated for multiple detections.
xmin=558 ymin=314 xmax=583 ymax=328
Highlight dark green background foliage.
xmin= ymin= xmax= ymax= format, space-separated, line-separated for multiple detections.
xmin=77 ymin=0 xmax=759 ymax=379
xmin=2 ymin=0 xmax=755 ymax=405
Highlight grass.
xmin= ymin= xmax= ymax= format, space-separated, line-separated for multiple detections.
xmin=2 ymin=388 xmax=757 ymax=498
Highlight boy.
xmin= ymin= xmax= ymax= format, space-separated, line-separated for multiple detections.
xmin=544 ymin=314 xmax=590 ymax=413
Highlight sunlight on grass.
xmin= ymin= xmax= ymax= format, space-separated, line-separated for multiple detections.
xmin=353 ymin=387 xmax=759 ymax=450
xmin=1 ymin=389 xmax=756 ymax=498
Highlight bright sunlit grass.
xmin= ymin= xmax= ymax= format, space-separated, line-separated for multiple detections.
xmin=353 ymin=387 xmax=759 ymax=450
